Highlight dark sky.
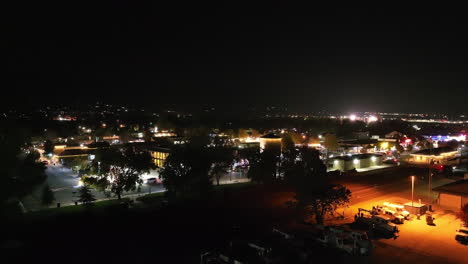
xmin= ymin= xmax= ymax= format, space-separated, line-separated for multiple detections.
xmin=4 ymin=3 xmax=468 ymax=113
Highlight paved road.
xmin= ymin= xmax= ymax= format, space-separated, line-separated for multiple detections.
xmin=22 ymin=165 xmax=166 ymax=210
xmin=22 ymin=165 xmax=249 ymax=210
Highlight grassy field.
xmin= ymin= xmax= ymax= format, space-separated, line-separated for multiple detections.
xmin=20 ymin=182 xmax=256 ymax=220
xmin=23 ymin=198 xmax=131 ymax=220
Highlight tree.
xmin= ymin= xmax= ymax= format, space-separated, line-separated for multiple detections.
xmin=280 ymin=133 xmax=298 ymax=180
xmin=209 ymin=147 xmax=233 ymax=186
xmin=63 ymin=157 xmax=89 ymax=172
xmin=416 ymin=139 xmax=434 ymax=150
xmin=77 ymin=185 xmax=96 ymax=205
xmin=457 ymin=203 xmax=468 ymax=227
xmin=84 ymin=148 xmax=155 ymax=199
xmin=160 ymin=145 xmax=213 ymax=200
xmin=323 ymin=133 xmax=339 ymax=166
xmin=118 ymin=128 xmax=132 ymax=143
xmin=395 ymin=144 xmax=405 ymax=153
xmin=446 ymin=140 xmax=460 ymax=150
xmin=247 ymin=151 xmax=278 ymax=184
xmin=238 ymin=128 xmax=249 ymax=139
xmin=282 ymin=133 xmax=295 ymax=151
xmin=291 ymin=147 xmax=351 ymax=225
xmin=250 ymin=129 xmax=261 ymax=138
xmin=43 ymin=140 xmax=55 ymax=155
xmin=0 ymin=127 xmax=47 ymax=213
xmin=406 ymin=144 xmax=413 ymax=152
xmin=210 ymin=162 xmax=230 ymax=186
xmin=289 ymin=131 xmax=305 ymax=145
xmin=41 ymin=185 xmax=55 ymax=207
xmin=144 ymin=129 xmax=153 ymax=142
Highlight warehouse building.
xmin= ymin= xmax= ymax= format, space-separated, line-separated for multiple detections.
xmin=328 ymin=153 xmax=383 ymax=172
xmin=433 ymin=179 xmax=468 ymax=211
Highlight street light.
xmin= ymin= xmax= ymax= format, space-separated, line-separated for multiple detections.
xmin=411 ymin=176 xmax=415 ymax=206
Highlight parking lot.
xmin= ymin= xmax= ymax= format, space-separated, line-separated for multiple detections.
xmin=334 ymin=167 xmax=467 ymax=263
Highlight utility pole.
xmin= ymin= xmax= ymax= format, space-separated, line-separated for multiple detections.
xmin=428 ymin=144 xmax=434 ymax=208
xmin=428 ymin=161 xmax=432 ymax=206
xmin=411 ymin=176 xmax=415 ymax=207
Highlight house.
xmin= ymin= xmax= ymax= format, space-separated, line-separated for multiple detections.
xmin=408 ymin=147 xmax=458 ymax=165
xmin=433 ymin=179 xmax=468 ymax=211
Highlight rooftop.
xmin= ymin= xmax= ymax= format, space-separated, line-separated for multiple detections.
xmin=260 ymin=133 xmax=281 ymax=139
xmin=433 ymin=179 xmax=468 ymax=196
xmin=411 ymin=147 xmax=456 ymax=156
xmin=331 ymin=153 xmax=382 ymax=161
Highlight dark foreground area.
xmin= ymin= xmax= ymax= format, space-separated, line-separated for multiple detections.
xmin=1 ymin=184 xmax=363 ymax=263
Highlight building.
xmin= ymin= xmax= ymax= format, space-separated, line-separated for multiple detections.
xmin=328 ymin=154 xmax=383 ymax=172
xmin=338 ymin=139 xmax=379 ymax=154
xmin=352 ymin=131 xmax=370 ymax=140
xmin=149 ymin=147 xmax=171 ymax=168
xmin=54 ymin=146 xmax=97 ymax=159
xmin=237 ymin=141 xmax=260 ymax=150
xmin=259 ymin=133 xmax=282 ymax=155
xmin=408 ymin=147 xmax=458 ymax=165
xmin=433 ymin=179 xmax=468 ymax=211
xmin=124 ymin=142 xmax=172 ymax=168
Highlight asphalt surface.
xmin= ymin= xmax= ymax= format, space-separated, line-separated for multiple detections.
xmin=22 ymin=165 xmax=248 ymax=210
xmin=332 ymin=165 xmax=466 ymax=264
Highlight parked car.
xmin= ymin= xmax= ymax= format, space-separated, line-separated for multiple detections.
xmin=432 ymin=164 xmax=452 ymax=176
xmin=455 ymin=227 xmax=468 ymax=244
xmin=146 ymin=177 xmax=162 ymax=184
xmin=383 ymin=158 xmax=398 ymax=165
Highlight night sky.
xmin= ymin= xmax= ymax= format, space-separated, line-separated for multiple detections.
xmin=5 ymin=3 xmax=468 ymax=113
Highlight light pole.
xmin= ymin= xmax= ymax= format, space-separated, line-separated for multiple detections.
xmin=428 ymin=144 xmax=434 ymax=208
xmin=411 ymin=176 xmax=415 ymax=206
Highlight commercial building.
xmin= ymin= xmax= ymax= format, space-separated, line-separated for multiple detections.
xmin=150 ymin=147 xmax=171 ymax=168
xmin=259 ymin=133 xmax=282 ymax=155
xmin=328 ymin=154 xmax=383 ymax=172
xmin=338 ymin=139 xmax=379 ymax=154
xmin=124 ymin=142 xmax=172 ymax=168
xmin=433 ymin=179 xmax=468 ymax=211
xmin=408 ymin=147 xmax=458 ymax=165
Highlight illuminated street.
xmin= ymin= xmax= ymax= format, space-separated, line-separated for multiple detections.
xmin=22 ymin=165 xmax=165 ymax=210
xmin=21 ymin=165 xmax=249 ymax=210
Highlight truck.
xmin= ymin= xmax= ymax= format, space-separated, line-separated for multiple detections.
xmin=307 ymin=224 xmax=373 ymax=256
xmin=355 ymin=208 xmax=399 ymax=235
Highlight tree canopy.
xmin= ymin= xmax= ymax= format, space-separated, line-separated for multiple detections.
xmin=160 ymin=145 xmax=213 ymax=200
xmin=84 ymin=147 xmax=155 ymax=199
xmin=0 ymin=127 xmax=47 ymax=213
xmin=289 ymin=147 xmax=351 ymax=225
